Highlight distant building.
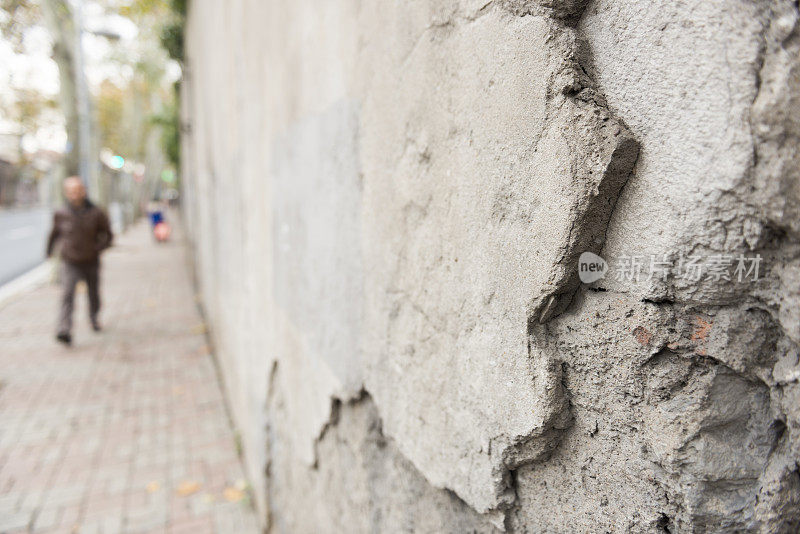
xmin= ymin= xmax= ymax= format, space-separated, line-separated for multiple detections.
xmin=0 ymin=158 xmax=17 ymax=205
xmin=0 ymin=132 xmax=21 ymax=206
xmin=0 ymin=132 xmax=62 ymax=207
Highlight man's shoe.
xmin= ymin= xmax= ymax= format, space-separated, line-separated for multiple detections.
xmin=56 ymin=332 xmax=72 ymax=345
xmin=91 ymin=321 xmax=102 ymax=332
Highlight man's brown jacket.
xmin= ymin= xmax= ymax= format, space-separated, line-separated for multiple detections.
xmin=47 ymin=200 xmax=114 ymax=264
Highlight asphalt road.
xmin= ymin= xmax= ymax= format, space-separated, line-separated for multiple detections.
xmin=0 ymin=207 xmax=51 ymax=287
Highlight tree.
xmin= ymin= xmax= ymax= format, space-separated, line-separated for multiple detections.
xmin=0 ymin=0 xmax=39 ymax=49
xmin=95 ymin=80 xmax=125 ymax=157
xmin=37 ymin=0 xmax=80 ymax=177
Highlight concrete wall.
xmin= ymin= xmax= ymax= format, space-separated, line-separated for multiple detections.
xmin=180 ymin=0 xmax=800 ymax=531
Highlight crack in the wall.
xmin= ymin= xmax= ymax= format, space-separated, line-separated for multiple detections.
xmin=267 ymin=387 xmax=500 ymax=532
xmin=263 ymin=359 xmax=279 ymax=533
xmin=500 ymin=0 xmax=591 ymax=25
xmin=399 ymin=1 xmax=496 ymax=67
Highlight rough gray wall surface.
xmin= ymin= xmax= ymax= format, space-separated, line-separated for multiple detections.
xmin=180 ymin=0 xmax=800 ymax=532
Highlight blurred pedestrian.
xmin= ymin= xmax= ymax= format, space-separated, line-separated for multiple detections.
xmin=46 ymin=176 xmax=113 ymax=345
xmin=147 ymin=200 xmax=164 ymax=230
xmin=147 ymin=199 xmax=171 ymax=242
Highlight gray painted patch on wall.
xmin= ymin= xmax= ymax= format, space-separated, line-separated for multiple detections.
xmin=272 ymin=99 xmax=364 ymax=394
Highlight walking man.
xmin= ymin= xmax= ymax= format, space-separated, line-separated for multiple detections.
xmin=46 ymin=176 xmax=113 ymax=345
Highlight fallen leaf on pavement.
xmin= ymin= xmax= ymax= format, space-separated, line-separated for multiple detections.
xmin=223 ymin=487 xmax=244 ymax=502
xmin=176 ymin=480 xmax=201 ymax=496
xmin=146 ymin=481 xmax=160 ymax=493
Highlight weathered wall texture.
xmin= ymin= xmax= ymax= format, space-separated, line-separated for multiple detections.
xmin=180 ymin=0 xmax=800 ymax=531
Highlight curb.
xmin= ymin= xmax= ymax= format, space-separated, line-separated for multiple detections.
xmin=0 ymin=261 xmax=54 ymax=308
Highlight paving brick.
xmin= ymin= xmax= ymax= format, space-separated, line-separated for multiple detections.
xmin=31 ymin=505 xmax=60 ymax=532
xmin=0 ymin=511 xmax=30 ymax=532
xmin=168 ymin=515 xmax=215 ymax=534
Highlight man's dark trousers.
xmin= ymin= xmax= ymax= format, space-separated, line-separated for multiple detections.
xmin=59 ymin=260 xmax=101 ymax=335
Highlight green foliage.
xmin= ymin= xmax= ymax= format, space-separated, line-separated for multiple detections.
xmin=118 ymin=0 xmax=166 ymax=18
xmin=150 ymin=88 xmax=180 ymax=171
xmin=156 ymin=0 xmax=185 ymax=171
xmin=160 ymin=20 xmax=183 ymax=63
xmin=119 ymin=0 xmax=185 ymax=63
xmin=169 ymin=0 xmax=186 ymax=17
xmin=113 ymin=0 xmax=186 ymax=170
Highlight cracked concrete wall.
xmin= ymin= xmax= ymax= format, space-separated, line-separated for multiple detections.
xmin=180 ymin=0 xmax=800 ymax=531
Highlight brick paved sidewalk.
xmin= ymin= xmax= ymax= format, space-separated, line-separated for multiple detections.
xmin=0 ymin=220 xmax=261 ymax=534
